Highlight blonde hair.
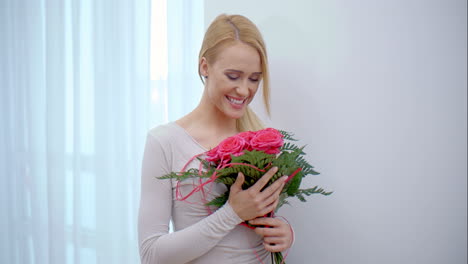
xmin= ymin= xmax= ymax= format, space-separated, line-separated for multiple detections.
xmin=198 ymin=14 xmax=270 ymax=132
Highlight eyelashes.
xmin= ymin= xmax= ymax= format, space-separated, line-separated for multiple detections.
xmin=226 ymin=74 xmax=259 ymax=82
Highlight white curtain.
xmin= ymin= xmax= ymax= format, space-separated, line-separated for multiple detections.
xmin=0 ymin=0 xmax=204 ymax=263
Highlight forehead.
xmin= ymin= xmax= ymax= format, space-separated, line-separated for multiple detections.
xmin=212 ymin=42 xmax=261 ymax=73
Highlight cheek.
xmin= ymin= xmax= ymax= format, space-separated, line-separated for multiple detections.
xmin=253 ymin=84 xmax=260 ymax=94
xmin=249 ymin=84 xmax=261 ymax=99
xmin=207 ymin=80 xmax=229 ymax=101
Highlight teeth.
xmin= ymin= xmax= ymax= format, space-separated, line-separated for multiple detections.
xmin=227 ymin=96 xmax=244 ymax=105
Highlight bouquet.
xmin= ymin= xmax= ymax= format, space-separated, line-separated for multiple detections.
xmin=159 ymin=128 xmax=332 ymax=264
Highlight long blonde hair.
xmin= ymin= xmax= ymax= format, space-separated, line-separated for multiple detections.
xmin=198 ymin=14 xmax=271 ymax=132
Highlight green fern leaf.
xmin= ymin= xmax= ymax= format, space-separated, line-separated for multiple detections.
xmin=206 ymin=193 xmax=229 ymax=207
xmin=279 ymin=130 xmax=298 ymax=141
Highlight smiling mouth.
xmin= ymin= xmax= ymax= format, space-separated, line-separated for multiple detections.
xmin=226 ymin=96 xmax=246 ymax=105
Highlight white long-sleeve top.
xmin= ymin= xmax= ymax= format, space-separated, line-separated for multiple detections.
xmin=138 ymin=122 xmax=270 ymax=264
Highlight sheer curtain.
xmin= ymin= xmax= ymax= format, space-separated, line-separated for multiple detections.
xmin=0 ymin=0 xmax=204 ymax=263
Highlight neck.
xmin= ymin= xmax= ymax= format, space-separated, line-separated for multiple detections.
xmin=192 ymin=99 xmax=238 ymax=134
xmin=178 ymin=92 xmax=239 ymax=137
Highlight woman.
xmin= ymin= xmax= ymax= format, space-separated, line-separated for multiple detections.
xmin=138 ymin=14 xmax=293 ymax=264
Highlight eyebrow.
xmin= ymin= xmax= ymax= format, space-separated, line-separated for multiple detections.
xmin=225 ymin=69 xmax=262 ymax=75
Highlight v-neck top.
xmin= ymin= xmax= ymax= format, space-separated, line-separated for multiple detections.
xmin=138 ymin=122 xmax=270 ymax=264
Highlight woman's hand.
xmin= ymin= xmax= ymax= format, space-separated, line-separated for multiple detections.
xmin=248 ymin=217 xmax=293 ymax=252
xmin=228 ymin=167 xmax=287 ymax=221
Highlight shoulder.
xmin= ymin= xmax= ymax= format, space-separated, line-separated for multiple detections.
xmin=144 ymin=123 xmax=183 ymax=170
xmin=144 ymin=123 xmax=179 ymax=158
xmin=147 ymin=122 xmax=187 ymax=146
xmin=145 ymin=122 xmax=203 ymax=172
xmin=146 ymin=122 xmax=193 ymax=154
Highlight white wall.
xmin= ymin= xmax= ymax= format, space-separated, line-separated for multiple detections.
xmin=205 ymin=1 xmax=467 ymax=263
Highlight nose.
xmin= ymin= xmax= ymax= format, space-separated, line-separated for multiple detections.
xmin=236 ymin=80 xmax=250 ymax=97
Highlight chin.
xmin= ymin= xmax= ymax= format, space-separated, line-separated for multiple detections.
xmin=217 ymin=102 xmax=248 ymax=120
xmin=228 ymin=112 xmax=245 ymax=120
xmin=224 ymin=109 xmax=246 ymax=120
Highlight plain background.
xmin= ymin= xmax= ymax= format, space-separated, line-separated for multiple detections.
xmin=205 ymin=1 xmax=467 ymax=263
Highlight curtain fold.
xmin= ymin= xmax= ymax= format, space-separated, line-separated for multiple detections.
xmin=166 ymin=0 xmax=204 ymax=121
xmin=0 ymin=0 xmax=158 ymax=263
xmin=1 ymin=0 xmax=204 ymax=262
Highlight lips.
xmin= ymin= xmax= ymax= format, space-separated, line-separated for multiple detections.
xmin=226 ymin=95 xmax=246 ymax=106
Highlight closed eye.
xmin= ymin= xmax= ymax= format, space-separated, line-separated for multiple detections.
xmin=226 ymin=74 xmax=239 ymax=80
xmin=249 ymin=72 xmax=262 ymax=82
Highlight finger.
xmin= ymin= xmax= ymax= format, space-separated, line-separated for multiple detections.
xmin=251 ymin=167 xmax=278 ymax=192
xmin=257 ymin=175 xmax=287 ymax=199
xmin=261 ymin=194 xmax=279 ymax=212
xmin=255 ymin=227 xmax=282 ymax=238
xmin=250 ymin=217 xmax=282 ymax=227
xmin=260 ymin=181 xmax=284 ymax=207
xmin=271 ymin=198 xmax=280 ymax=211
xmin=260 ymin=203 xmax=279 ymax=217
xmin=264 ymin=236 xmax=285 ymax=245
xmin=254 ymin=225 xmax=286 ymax=238
xmin=263 ymin=242 xmax=288 ymax=253
xmin=230 ymin=172 xmax=245 ymax=194
xmin=269 ymin=190 xmax=283 ymax=211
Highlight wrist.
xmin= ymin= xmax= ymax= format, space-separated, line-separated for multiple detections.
xmin=224 ymin=201 xmax=243 ymax=224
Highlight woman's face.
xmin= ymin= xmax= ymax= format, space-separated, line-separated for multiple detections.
xmin=201 ymin=42 xmax=262 ymax=120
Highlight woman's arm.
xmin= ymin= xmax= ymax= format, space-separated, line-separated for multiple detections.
xmin=138 ymin=133 xmax=243 ymax=264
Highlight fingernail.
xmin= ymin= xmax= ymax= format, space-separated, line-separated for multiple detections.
xmin=282 ymin=176 xmax=289 ymax=182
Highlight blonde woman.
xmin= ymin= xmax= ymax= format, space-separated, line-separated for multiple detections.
xmin=138 ymin=14 xmax=293 ymax=264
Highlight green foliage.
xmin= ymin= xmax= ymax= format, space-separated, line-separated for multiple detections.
xmin=278 ymin=130 xmax=298 ymax=141
xmin=272 ymin=252 xmax=284 ymax=264
xmin=158 ymin=168 xmax=208 ymax=181
xmin=295 ymin=187 xmax=333 ymax=202
xmin=276 ymin=192 xmax=291 ymax=210
xmin=158 ymin=130 xmax=332 ymax=213
xmin=197 ymin=156 xmax=213 ymax=171
xmin=205 ymin=193 xmax=229 ymax=207
xmin=280 ymin=142 xmax=304 ymax=153
xmin=285 ymin=170 xmax=303 ymax=196
xmin=216 ymin=150 xmax=275 ymax=185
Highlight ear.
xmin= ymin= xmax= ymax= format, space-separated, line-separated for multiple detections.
xmin=200 ymin=57 xmax=209 ymax=77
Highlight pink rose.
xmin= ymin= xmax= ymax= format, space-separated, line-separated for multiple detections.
xmin=206 ymin=145 xmax=220 ymax=163
xmin=250 ymin=128 xmax=284 ymax=154
xmin=206 ymin=135 xmax=247 ymax=164
xmin=236 ymin=131 xmax=257 ymax=151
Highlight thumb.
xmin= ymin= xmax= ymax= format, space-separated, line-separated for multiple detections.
xmin=230 ymin=172 xmax=245 ymax=194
